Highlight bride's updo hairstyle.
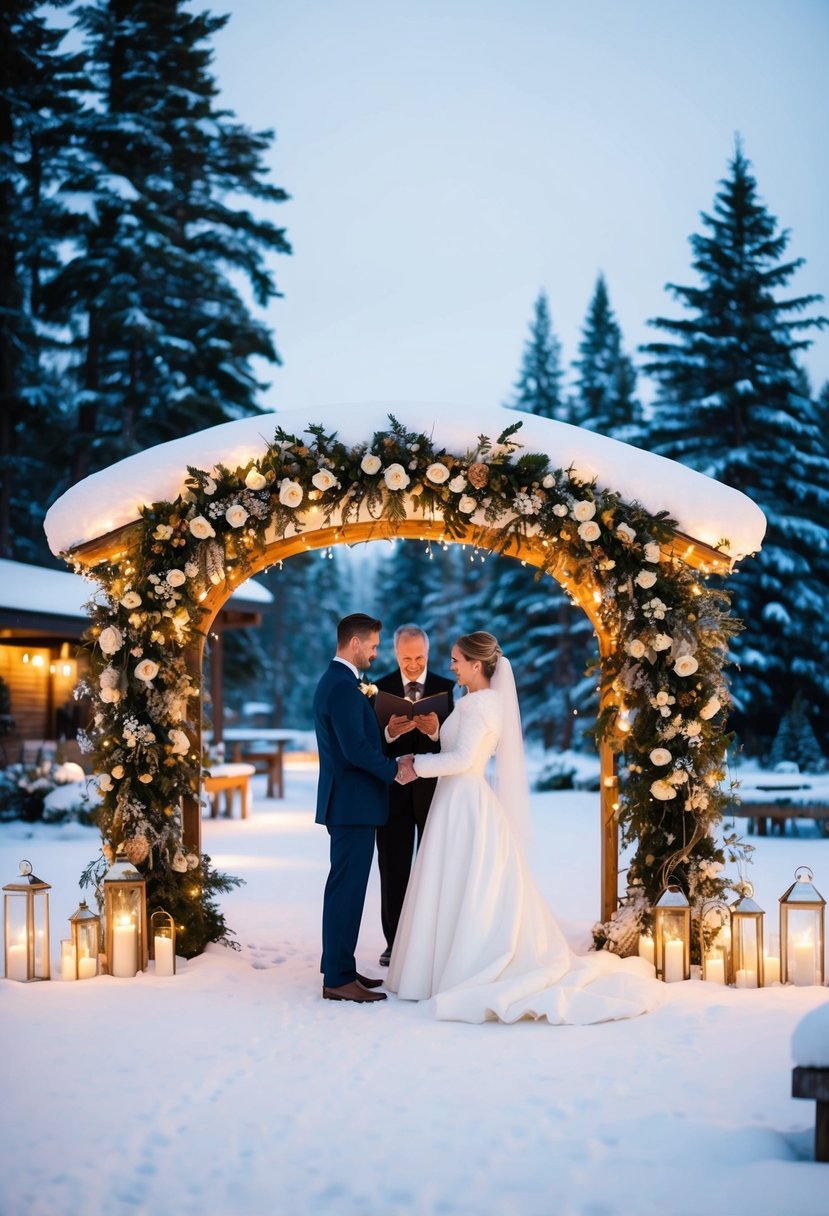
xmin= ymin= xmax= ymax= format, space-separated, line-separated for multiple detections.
xmin=456 ymin=632 xmax=502 ymax=679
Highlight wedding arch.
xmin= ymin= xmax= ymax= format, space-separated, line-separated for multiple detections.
xmin=44 ymin=403 xmax=766 ymax=955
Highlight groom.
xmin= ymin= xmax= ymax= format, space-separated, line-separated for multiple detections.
xmin=314 ymin=613 xmax=415 ymax=1003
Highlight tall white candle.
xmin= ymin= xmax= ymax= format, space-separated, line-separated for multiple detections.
xmin=704 ymin=955 xmax=725 ymax=984
xmin=793 ymin=939 xmax=816 ymax=987
xmin=638 ymin=934 xmax=655 ymax=966
xmin=154 ymin=935 xmax=175 ymax=977
xmin=735 ymin=968 xmax=757 ymax=989
xmin=78 ymin=954 xmax=97 ymax=979
xmin=111 ymin=919 xmax=138 ymax=977
xmin=663 ymin=939 xmax=684 ymax=983
xmin=7 ymin=942 xmax=28 ymax=981
xmin=60 ymin=940 xmax=77 ymax=981
xmin=764 ymin=954 xmax=780 ymax=986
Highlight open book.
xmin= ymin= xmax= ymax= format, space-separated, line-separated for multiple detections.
xmin=374 ymin=689 xmax=451 ymax=733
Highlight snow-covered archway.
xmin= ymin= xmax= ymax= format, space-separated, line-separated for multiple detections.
xmin=45 ymin=404 xmax=765 ymax=947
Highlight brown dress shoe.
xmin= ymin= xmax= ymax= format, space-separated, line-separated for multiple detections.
xmin=356 ymin=972 xmax=384 ymax=989
xmin=323 ymin=981 xmax=387 ymax=1003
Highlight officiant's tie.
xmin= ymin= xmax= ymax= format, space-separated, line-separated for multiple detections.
xmin=405 ymin=681 xmax=422 ymax=701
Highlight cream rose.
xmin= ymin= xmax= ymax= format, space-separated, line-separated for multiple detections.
xmin=572 ymin=500 xmax=596 ymax=522
xmin=225 ymin=503 xmax=249 ymax=528
xmin=627 ymin=639 xmax=646 ymax=659
xmin=553 ymin=504 xmax=568 ymax=517
xmin=279 ymin=480 xmax=304 ymax=508
xmin=97 ymin=773 xmax=113 ymax=792
xmin=361 ymin=454 xmax=382 ymax=475
xmin=99 ymin=686 xmax=120 ymax=704
xmin=153 ymin=523 xmax=174 ymax=541
xmin=426 ymin=462 xmax=450 ymax=484
xmin=649 ymin=748 xmax=672 ymax=766
xmin=383 ymin=463 xmax=410 ymax=491
xmin=449 ymin=474 xmax=467 ymax=493
xmin=171 ymin=852 xmax=188 ymax=873
xmin=99 ymin=625 xmax=124 ymax=655
xmin=578 ymin=521 xmax=601 ymax=543
xmin=203 ymin=476 xmax=217 ymax=496
xmin=138 ymin=773 xmax=153 ymax=785
xmin=542 ymin=474 xmax=556 ymax=489
xmin=635 ymin=570 xmax=657 ymax=589
xmin=684 ymin=720 xmax=702 ymax=737
xmin=245 ymin=468 xmax=267 ymax=490
xmin=111 ymin=765 xmax=125 ymax=780
xmin=617 ymin=523 xmax=636 ymax=544
xmin=169 ymin=728 xmax=190 ymax=756
xmin=189 ymin=515 xmax=216 ymax=540
xmin=650 ymin=779 xmax=677 ymax=801
xmin=674 ymin=655 xmax=699 ymax=678
xmin=644 ymin=542 xmax=661 ymax=563
xmin=120 ymin=591 xmax=142 ymax=609
xmin=166 ymin=568 xmax=186 ymax=587
xmin=458 ymin=495 xmax=477 ymax=515
xmin=312 ymin=469 xmax=338 ymax=492
xmin=652 ymin=633 xmax=673 ymax=652
xmin=699 ymin=696 xmax=722 ymax=720
xmin=134 ymin=658 xmax=160 ymax=682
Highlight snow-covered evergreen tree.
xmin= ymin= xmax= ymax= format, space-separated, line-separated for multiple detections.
xmin=571 ymin=273 xmax=640 ymax=438
xmin=769 ymin=693 xmax=826 ymax=772
xmin=506 ymin=290 xmax=567 ymax=420
xmin=642 ymin=140 xmax=829 ymax=751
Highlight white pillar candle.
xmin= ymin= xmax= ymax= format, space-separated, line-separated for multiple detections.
xmin=793 ymin=939 xmax=816 ymax=987
xmin=663 ymin=939 xmax=684 ymax=983
xmin=764 ymin=954 xmax=780 ymax=986
xmin=60 ymin=940 xmax=77 ymax=981
xmin=154 ymin=936 xmax=175 ymax=977
xmin=78 ymin=955 xmax=97 ymax=980
xmin=7 ymin=942 xmax=28 ymax=981
xmin=735 ymin=968 xmax=757 ymax=989
xmin=111 ymin=919 xmax=138 ymax=978
xmin=638 ymin=934 xmax=655 ymax=966
xmin=704 ymin=955 xmax=725 ymax=984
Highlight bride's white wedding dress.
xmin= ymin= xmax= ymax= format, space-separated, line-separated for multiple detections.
xmin=387 ymin=689 xmax=660 ymax=1024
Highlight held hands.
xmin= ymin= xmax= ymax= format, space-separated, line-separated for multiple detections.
xmin=387 ymin=713 xmax=417 ymax=740
xmin=395 ymin=755 xmax=417 ymax=785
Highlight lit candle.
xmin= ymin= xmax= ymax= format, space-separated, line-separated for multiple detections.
xmin=154 ymin=935 xmax=175 ymax=977
xmin=111 ymin=917 xmax=138 ymax=977
xmin=663 ymin=939 xmax=684 ymax=983
xmin=78 ymin=952 xmax=97 ymax=979
xmin=638 ymin=934 xmax=655 ymax=966
xmin=735 ymin=968 xmax=757 ymax=989
xmin=704 ymin=955 xmax=725 ymax=984
xmin=7 ymin=940 xmax=28 ymax=982
xmin=793 ymin=938 xmax=816 ymax=987
xmin=763 ymin=954 xmax=780 ymax=986
xmin=60 ymin=939 xmax=77 ymax=981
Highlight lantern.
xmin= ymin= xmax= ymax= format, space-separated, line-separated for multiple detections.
xmin=699 ymin=901 xmax=730 ymax=985
xmin=68 ymin=900 xmax=100 ymax=980
xmin=103 ymin=853 xmax=148 ymax=978
xmin=729 ymin=885 xmax=764 ymax=988
xmin=3 ymin=860 xmax=50 ymax=982
xmin=654 ymin=883 xmax=690 ymax=982
xmin=780 ymin=867 xmax=825 ymax=987
xmin=150 ymin=909 xmax=176 ymax=977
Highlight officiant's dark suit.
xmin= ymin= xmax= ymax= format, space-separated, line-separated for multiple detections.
xmin=375 ymin=661 xmax=455 ymax=959
xmin=314 ymin=650 xmax=398 ymax=991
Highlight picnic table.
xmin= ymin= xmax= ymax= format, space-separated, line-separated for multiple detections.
xmin=209 ymin=729 xmax=304 ymax=799
xmin=727 ymin=780 xmax=829 ymax=837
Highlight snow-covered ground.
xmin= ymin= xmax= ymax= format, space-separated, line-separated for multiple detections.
xmin=1 ymin=761 xmax=827 ymax=1216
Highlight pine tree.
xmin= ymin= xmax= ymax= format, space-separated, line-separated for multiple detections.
xmin=46 ymin=0 xmax=290 ymax=485
xmin=506 ymin=290 xmax=567 ymax=420
xmin=642 ymin=139 xmax=829 ymax=751
xmin=571 ymin=273 xmax=640 ymax=438
xmin=769 ymin=694 xmax=826 ymax=773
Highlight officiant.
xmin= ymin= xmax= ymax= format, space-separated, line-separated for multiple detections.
xmin=374 ymin=624 xmax=455 ymax=966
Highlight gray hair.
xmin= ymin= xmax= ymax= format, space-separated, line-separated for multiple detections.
xmin=393 ymin=623 xmax=429 ymax=651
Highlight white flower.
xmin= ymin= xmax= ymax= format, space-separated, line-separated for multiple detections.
xmin=111 ymin=765 xmax=124 ymax=780
xmin=617 ymin=523 xmax=636 ymax=544
xmin=572 ymin=500 xmax=596 ymax=522
xmin=171 ymin=852 xmax=188 ymax=873
xmin=684 ymin=720 xmax=702 ymax=737
xmin=649 ymin=748 xmax=672 ymax=766
xmin=166 ymin=568 xmax=186 ymax=587
xmin=458 ymin=495 xmax=477 ymax=515
xmin=99 ymin=685 xmax=120 ymax=704
xmin=245 ymin=468 xmax=267 ymax=490
xmin=361 ymin=454 xmax=382 ymax=475
xmin=99 ymin=625 xmax=124 ymax=655
xmin=384 ymin=463 xmax=410 ymax=491
xmin=203 ymin=477 xmax=217 ymax=496
xmin=225 ymin=503 xmax=249 ymax=528
xmin=100 ymin=666 xmax=119 ymax=689
xmin=650 ymin=779 xmax=677 ymax=801
xmin=169 ymin=728 xmax=190 ymax=755
xmin=644 ymin=542 xmax=661 ymax=563
xmin=358 ymin=682 xmax=378 ymax=698
xmin=189 ymin=515 xmax=216 ymax=539
xmin=153 ymin=524 xmax=173 ymax=541
xmin=97 ymin=773 xmax=113 ymax=792
xmin=577 ymin=520 xmax=601 ymax=543
xmin=184 ymin=561 xmax=199 ymax=579
xmin=134 ymin=658 xmax=160 ymax=682
xmin=449 ymin=475 xmax=467 ymax=493
xmin=426 ymin=462 xmax=450 ymax=484
xmin=670 ymin=768 xmax=689 ymax=784
xmin=186 ymin=853 xmax=200 ymax=870
xmin=699 ymin=696 xmax=722 ymax=720
xmin=674 ymin=655 xmax=699 ymax=678
xmin=515 ymin=491 xmax=543 ymax=516
xmin=312 ymin=469 xmax=339 ymax=492
xmin=120 ymin=591 xmax=142 ymax=609
xmin=138 ymin=773 xmax=153 ymax=784
xmin=279 ymin=480 xmax=304 ymax=508
xmin=655 ymin=691 xmax=673 ymax=706
xmin=652 ymin=633 xmax=673 ymax=651
xmin=542 ymin=474 xmax=556 ymax=489
xmin=626 ymin=639 xmax=646 ymax=659
xmin=553 ymin=503 xmax=568 ymax=517
xmin=635 ymin=570 xmax=657 ymax=589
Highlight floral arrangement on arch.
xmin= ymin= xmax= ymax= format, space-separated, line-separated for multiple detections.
xmin=72 ymin=414 xmax=748 ymax=955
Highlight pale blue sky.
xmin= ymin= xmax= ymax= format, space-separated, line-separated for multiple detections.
xmin=213 ymin=0 xmax=829 ymax=412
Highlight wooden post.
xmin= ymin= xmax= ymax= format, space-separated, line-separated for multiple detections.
xmin=792 ymin=1066 xmax=829 ymax=1162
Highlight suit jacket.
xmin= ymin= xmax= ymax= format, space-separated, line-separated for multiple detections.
xmin=375 ymin=669 xmax=456 ymax=762
xmin=313 ymin=660 xmax=398 ymax=827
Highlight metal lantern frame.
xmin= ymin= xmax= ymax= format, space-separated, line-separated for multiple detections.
xmin=3 ymin=860 xmax=50 ymax=982
xmin=699 ymin=900 xmax=730 ymax=985
xmin=150 ymin=908 xmax=176 ymax=976
xmin=103 ymin=854 xmax=148 ymax=978
xmin=780 ymin=866 xmax=825 ymax=987
xmin=654 ymin=882 xmax=691 ymax=982
xmin=69 ymin=900 xmax=101 ymax=980
xmin=729 ymin=885 xmax=765 ymax=988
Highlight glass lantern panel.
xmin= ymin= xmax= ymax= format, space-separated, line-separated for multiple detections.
xmin=32 ymin=894 xmax=49 ymax=979
xmin=785 ymin=908 xmax=821 ymax=985
xmin=733 ymin=920 xmax=760 ymax=987
xmin=5 ymin=894 xmax=30 ymax=980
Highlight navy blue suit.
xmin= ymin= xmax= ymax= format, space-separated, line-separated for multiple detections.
xmin=313 ymin=659 xmax=398 ymax=987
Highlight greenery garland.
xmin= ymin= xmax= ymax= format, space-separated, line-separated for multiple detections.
xmin=70 ymin=414 xmax=749 ymax=956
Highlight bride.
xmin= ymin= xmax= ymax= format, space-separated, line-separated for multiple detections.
xmin=386 ymin=631 xmax=660 ymax=1024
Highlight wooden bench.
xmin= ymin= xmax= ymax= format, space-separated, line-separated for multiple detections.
xmin=202 ymin=763 xmax=255 ymax=819
xmin=229 ymin=741 xmax=288 ymax=798
xmin=792 ymin=1066 xmax=829 ymax=1162
xmin=728 ymin=801 xmax=829 ymax=837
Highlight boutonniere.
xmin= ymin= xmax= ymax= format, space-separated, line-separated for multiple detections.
xmin=358 ymin=681 xmax=378 ymax=698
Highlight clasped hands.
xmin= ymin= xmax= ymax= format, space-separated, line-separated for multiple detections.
xmin=395 ymin=755 xmax=417 ymax=785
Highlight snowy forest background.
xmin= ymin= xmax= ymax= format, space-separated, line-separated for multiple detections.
xmin=2 ymin=1 xmax=828 ymax=766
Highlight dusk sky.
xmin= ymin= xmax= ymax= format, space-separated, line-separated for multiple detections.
xmin=212 ymin=0 xmax=829 ymax=414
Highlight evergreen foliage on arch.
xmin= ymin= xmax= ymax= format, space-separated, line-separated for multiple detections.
xmin=70 ymin=415 xmax=747 ymax=953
